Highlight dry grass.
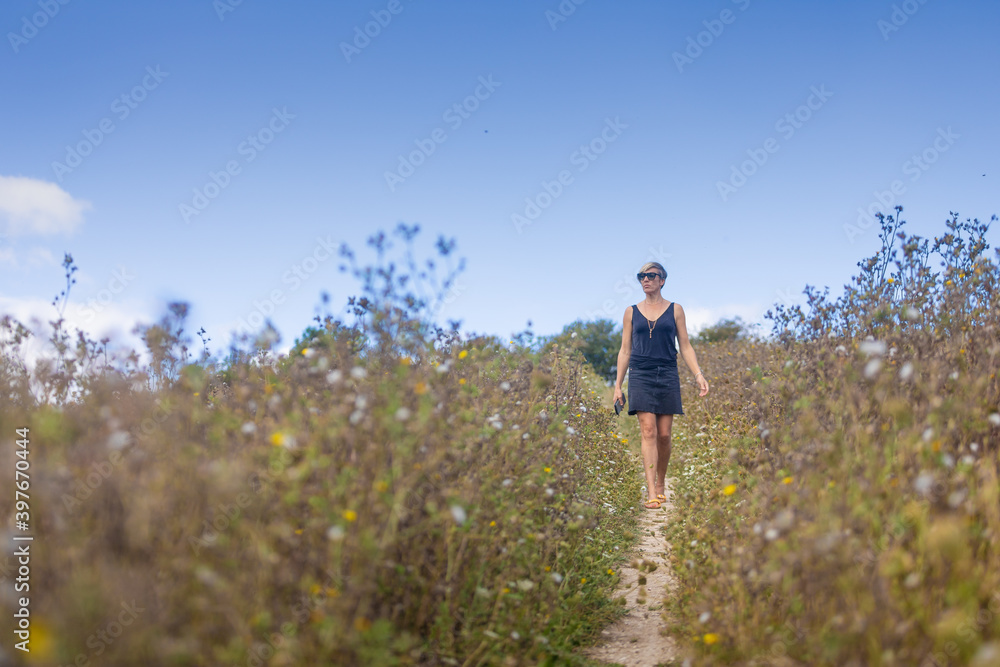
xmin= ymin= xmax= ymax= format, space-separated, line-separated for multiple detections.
xmin=0 ymin=228 xmax=644 ymax=666
xmin=662 ymin=209 xmax=1000 ymax=665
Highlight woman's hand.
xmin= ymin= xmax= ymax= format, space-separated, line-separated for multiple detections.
xmin=697 ymin=374 xmax=709 ymax=397
xmin=613 ymin=385 xmax=624 ymax=408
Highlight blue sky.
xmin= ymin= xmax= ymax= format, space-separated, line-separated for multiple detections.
xmin=1 ymin=0 xmax=997 ymax=364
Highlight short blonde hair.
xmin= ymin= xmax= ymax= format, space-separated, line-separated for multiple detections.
xmin=639 ymin=261 xmax=666 ymax=280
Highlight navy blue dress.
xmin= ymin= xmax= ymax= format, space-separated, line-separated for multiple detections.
xmin=627 ymin=302 xmax=684 ymax=416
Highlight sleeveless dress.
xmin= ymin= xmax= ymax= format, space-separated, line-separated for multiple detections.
xmin=627 ymin=302 xmax=683 ymax=416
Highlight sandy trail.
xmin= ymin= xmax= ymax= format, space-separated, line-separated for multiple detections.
xmin=582 ymin=481 xmax=679 ymax=667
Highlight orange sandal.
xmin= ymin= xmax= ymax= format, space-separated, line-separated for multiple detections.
xmin=656 ymin=493 xmax=667 ymax=502
xmin=643 ymin=500 xmax=661 ymax=510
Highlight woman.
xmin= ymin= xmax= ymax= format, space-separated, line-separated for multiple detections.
xmin=612 ymin=262 xmax=709 ymax=509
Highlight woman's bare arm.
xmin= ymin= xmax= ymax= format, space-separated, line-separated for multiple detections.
xmin=615 ymin=306 xmax=632 ymax=390
xmin=674 ymin=303 xmax=709 ymax=396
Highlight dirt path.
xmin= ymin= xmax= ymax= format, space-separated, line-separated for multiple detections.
xmin=582 ymin=480 xmax=679 ymax=666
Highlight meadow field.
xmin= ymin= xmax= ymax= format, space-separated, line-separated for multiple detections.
xmin=1 ymin=208 xmax=998 ymax=666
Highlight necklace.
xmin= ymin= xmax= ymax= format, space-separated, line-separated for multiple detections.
xmin=642 ymin=302 xmax=669 ymax=338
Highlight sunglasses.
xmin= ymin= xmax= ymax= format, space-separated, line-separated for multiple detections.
xmin=636 ymin=272 xmax=663 ymax=281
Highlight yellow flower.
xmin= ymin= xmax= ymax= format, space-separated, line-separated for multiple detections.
xmin=502 ymin=587 xmax=510 ymax=594
xmin=193 ymin=392 xmax=200 ymax=396
xmin=294 ymin=529 xmax=303 ymax=534
xmin=459 ymin=378 xmax=466 ymax=385
xmin=490 ymin=520 xmax=496 ymax=527
xmin=375 ymin=481 xmax=388 ymax=492
xmin=544 ymin=467 xmax=551 ymax=473
xmin=576 ymin=413 xmax=581 ymax=417
xmin=458 ymin=350 xmax=468 ymax=359
xmin=946 ymin=280 xmax=953 ymax=286
xmin=269 ymin=432 xmax=285 ymax=446
xmin=580 ymin=578 xmax=587 ymax=584
xmin=414 ymin=381 xmax=427 ymax=395
xmin=703 ymin=633 xmax=720 ymax=645
xmin=607 ymin=569 xmax=614 ymax=575
xmin=828 ymin=480 xmax=835 ymax=488
xmin=401 ymin=357 xmax=412 ymax=365
xmin=722 ymin=484 xmax=737 ymax=496
xmin=887 ymin=277 xmax=894 ymax=283
xmin=310 ymin=583 xmax=322 ymax=595
xmin=354 ymin=617 xmax=372 ymax=632
xmin=342 ymin=509 xmax=358 ymax=522
xmin=544 ymin=566 xmax=551 ymax=572
xmin=325 ymin=587 xmax=339 ymax=597
xmin=782 ymin=476 xmax=793 ymax=485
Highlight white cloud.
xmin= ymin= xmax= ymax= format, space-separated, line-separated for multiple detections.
xmin=0 ymin=246 xmax=58 ymax=270
xmin=0 ymin=175 xmax=91 ymax=237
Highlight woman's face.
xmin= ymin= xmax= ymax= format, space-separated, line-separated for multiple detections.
xmin=639 ymin=270 xmax=663 ymax=293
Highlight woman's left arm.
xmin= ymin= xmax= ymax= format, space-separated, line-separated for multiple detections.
xmin=674 ymin=303 xmax=709 ymax=397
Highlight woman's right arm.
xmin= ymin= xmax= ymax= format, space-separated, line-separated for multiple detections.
xmin=615 ymin=307 xmax=631 ymax=391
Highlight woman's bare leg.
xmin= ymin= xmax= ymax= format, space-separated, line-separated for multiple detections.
xmin=654 ymin=413 xmax=673 ymax=499
xmin=637 ymin=411 xmax=659 ymax=502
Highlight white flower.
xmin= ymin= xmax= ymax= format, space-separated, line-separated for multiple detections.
xmin=500 ymin=381 xmax=511 ymax=391
xmin=327 ymin=525 xmax=345 ymax=541
xmin=765 ymin=528 xmax=780 ymax=541
xmin=904 ymin=306 xmax=920 ymax=321
xmin=941 ymin=453 xmax=955 ymax=468
xmin=859 ymin=340 xmax=886 ymax=357
xmin=511 ymin=631 xmax=521 ymax=640
xmin=545 ymin=488 xmax=554 ymax=496
xmin=900 ymin=361 xmax=914 ymax=381
xmin=835 ymin=345 xmax=848 ymax=355
xmin=107 ymin=430 xmax=131 ymax=450
xmin=914 ymin=472 xmax=935 ymax=497
xmin=395 ymin=407 xmax=411 ymax=421
xmin=949 ymin=371 xmax=960 ymax=380
xmin=699 ymin=611 xmax=711 ymax=623
xmin=502 ymin=478 xmax=513 ymax=487
xmin=922 ymin=427 xmax=934 ymax=442
xmin=566 ymin=426 xmax=576 ymax=435
xmin=354 ymin=395 xmax=367 ymax=409
xmin=326 ymin=370 xmax=343 ymax=384
xmin=450 ymin=505 xmax=467 ymax=525
xmin=302 ymin=347 xmax=315 ymax=358
xmin=349 ymin=410 xmax=364 ymax=425
xmin=350 ymin=366 xmax=367 ymax=379
xmin=516 ymin=579 xmax=535 ymax=591
xmin=989 ymin=413 xmax=1000 ymax=427
xmin=436 ymin=362 xmax=450 ymax=374
xmin=864 ymin=359 xmax=882 ymax=378
xmin=241 ymin=422 xmax=256 ymax=435
xmin=570 ymin=332 xmax=577 ymax=338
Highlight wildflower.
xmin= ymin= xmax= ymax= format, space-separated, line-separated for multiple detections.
xmin=699 ymin=611 xmax=711 ymax=623
xmin=551 ymin=572 xmax=563 ymax=583
xmin=900 ymin=361 xmax=914 ymax=381
xmin=395 ymin=407 xmax=411 ymax=421
xmin=342 ymin=510 xmax=358 ymax=522
xmin=607 ymin=568 xmax=614 ymax=575
xmin=269 ymin=432 xmax=285 ymax=446
xmin=193 ymin=392 xmax=200 ymax=397
xmin=240 ymin=422 xmax=256 ymax=435
xmin=107 ymin=430 xmax=131 ymax=450
xmin=490 ymin=521 xmax=496 ymax=527
xmin=458 ymin=350 xmax=468 ymax=359
xmin=401 ymin=356 xmax=412 ymax=365
xmin=414 ymin=382 xmax=427 ymax=395
xmin=301 ymin=347 xmax=313 ymax=357
xmin=516 ymin=580 xmax=535 ymax=591
xmin=859 ymin=340 xmax=886 ymax=357
xmin=566 ymin=426 xmax=576 ymax=435
xmin=450 ymin=505 xmax=467 ymax=525
xmin=500 ymin=381 xmax=511 ymax=391
xmin=350 ymin=366 xmax=367 ymax=379
xmin=294 ymin=529 xmax=303 ymax=535
xmin=989 ymin=413 xmax=1000 ymax=427
xmin=782 ymin=476 xmax=793 ymax=485
xmin=326 ymin=370 xmax=343 ymax=384
xmin=703 ymin=633 xmax=720 ymax=645
xmin=722 ymin=484 xmax=737 ymax=496
xmin=580 ymin=578 xmax=587 ymax=584
xmin=544 ymin=467 xmax=551 ymax=473
xmin=914 ymin=472 xmax=935 ymax=497
xmin=864 ymin=358 xmax=882 ymax=378
xmin=765 ymin=528 xmax=779 ymax=540
xmin=327 ymin=525 xmax=345 ymax=540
